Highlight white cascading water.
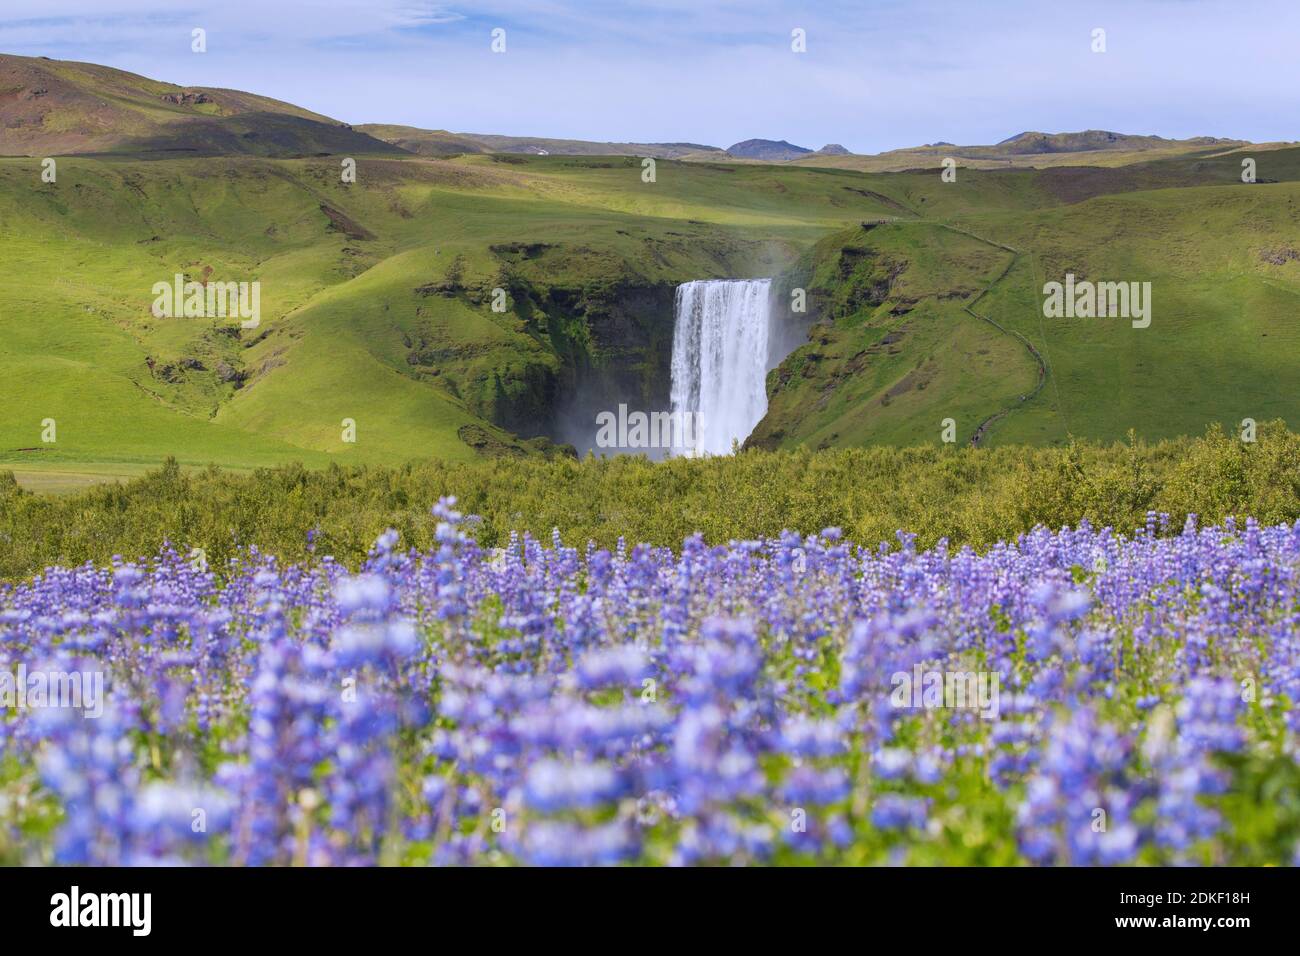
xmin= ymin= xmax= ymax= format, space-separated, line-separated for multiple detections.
xmin=669 ymin=279 xmax=772 ymax=456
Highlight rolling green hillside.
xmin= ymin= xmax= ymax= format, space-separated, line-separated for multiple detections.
xmin=3 ymin=56 xmax=1299 ymax=488
xmin=0 ymin=150 xmax=904 ymax=480
xmin=753 ymin=147 xmax=1300 ymax=450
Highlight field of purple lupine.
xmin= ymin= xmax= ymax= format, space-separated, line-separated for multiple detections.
xmin=2 ymin=499 xmax=1299 ymax=865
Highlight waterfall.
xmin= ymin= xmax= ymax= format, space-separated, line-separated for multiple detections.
xmin=669 ymin=278 xmax=772 ymax=456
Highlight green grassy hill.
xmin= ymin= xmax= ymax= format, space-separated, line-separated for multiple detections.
xmin=4 ymin=57 xmax=1299 ymax=488
xmin=0 ymin=53 xmax=402 ymax=157
xmin=753 ymin=147 xmax=1300 ymax=450
xmin=0 ymin=149 xmax=904 ymax=481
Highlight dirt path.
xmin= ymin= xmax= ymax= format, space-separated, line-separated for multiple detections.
xmin=858 ymin=216 xmax=1047 ymax=445
xmin=923 ymin=223 xmax=1048 ymax=445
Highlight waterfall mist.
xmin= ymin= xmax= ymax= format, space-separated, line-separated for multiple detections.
xmin=669 ymin=279 xmax=773 ymax=456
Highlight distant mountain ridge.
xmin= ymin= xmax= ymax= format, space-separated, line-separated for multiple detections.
xmin=0 ymin=55 xmax=1254 ymax=170
xmin=355 ymin=124 xmax=722 ymax=159
xmin=795 ymin=129 xmax=1255 ymax=173
xmin=994 ymin=129 xmax=1242 ymax=155
xmin=725 ymin=139 xmax=812 ymax=161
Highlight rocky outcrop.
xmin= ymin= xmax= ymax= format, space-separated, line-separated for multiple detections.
xmin=215 ymin=361 xmax=246 ymax=384
xmin=1261 ymin=247 xmax=1300 ymax=265
xmin=161 ymin=91 xmax=213 ymax=107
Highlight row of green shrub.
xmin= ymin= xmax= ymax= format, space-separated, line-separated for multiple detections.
xmin=2 ymin=422 xmax=1298 ymax=582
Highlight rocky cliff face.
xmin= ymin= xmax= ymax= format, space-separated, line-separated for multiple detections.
xmin=505 ymin=278 xmax=681 ymax=452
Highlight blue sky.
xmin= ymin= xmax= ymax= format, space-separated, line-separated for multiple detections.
xmin=2 ymin=0 xmax=1297 ymax=153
